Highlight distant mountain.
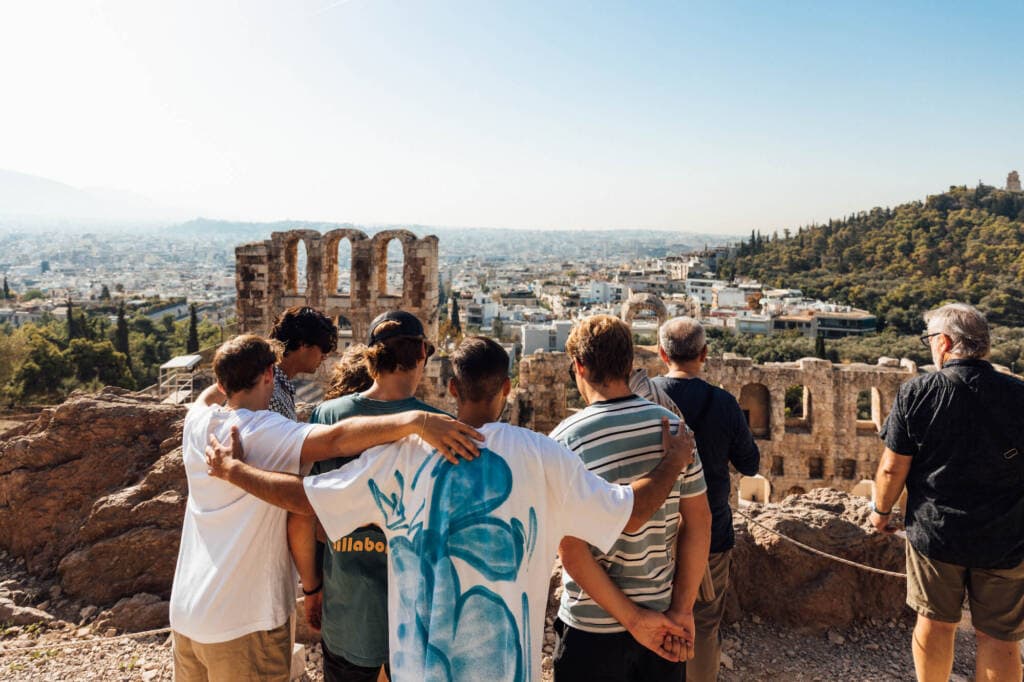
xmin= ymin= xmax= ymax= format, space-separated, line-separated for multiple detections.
xmin=0 ymin=168 xmax=184 ymax=226
xmin=719 ymin=184 xmax=1024 ymax=331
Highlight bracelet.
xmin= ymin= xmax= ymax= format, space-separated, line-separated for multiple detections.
xmin=302 ymin=581 xmax=323 ymax=596
xmin=871 ymin=501 xmax=892 ymax=516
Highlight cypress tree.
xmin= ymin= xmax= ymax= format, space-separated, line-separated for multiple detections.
xmin=187 ymin=304 xmax=200 ymax=354
xmin=2 ymin=276 xmax=10 ymax=300
xmin=66 ymin=296 xmax=76 ymax=340
xmin=115 ymin=301 xmax=131 ymax=369
xmin=450 ymin=293 xmax=461 ymax=333
xmin=814 ymin=335 xmax=827 ymax=359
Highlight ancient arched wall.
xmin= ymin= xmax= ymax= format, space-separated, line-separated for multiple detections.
xmin=236 ymin=228 xmax=439 ymax=343
xmin=511 ymin=349 xmax=917 ymax=501
xmin=621 ymin=293 xmax=669 ymax=328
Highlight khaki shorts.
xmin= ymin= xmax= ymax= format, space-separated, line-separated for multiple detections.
xmin=906 ymin=542 xmax=1024 ymax=641
xmin=173 ymin=618 xmax=292 ymax=682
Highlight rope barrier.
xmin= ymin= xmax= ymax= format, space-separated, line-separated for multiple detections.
xmin=734 ymin=507 xmax=907 ymax=578
xmin=0 ymin=626 xmax=171 ymax=656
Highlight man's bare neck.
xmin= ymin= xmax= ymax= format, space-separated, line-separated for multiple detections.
xmin=585 ymin=380 xmax=633 ymax=404
xmin=226 ymin=391 xmax=268 ymax=412
xmin=277 ymin=355 xmax=302 ymax=379
xmin=361 ymin=374 xmax=418 ymax=402
xmin=456 ymin=406 xmax=493 ymax=429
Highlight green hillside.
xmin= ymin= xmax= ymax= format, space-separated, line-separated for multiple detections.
xmin=718 ymin=184 xmax=1024 ymax=332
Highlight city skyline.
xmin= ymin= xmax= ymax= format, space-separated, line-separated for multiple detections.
xmin=2 ymin=1 xmax=1022 ymax=233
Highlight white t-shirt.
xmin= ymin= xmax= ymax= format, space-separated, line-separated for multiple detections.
xmin=169 ymin=403 xmax=314 ymax=643
xmin=304 ymin=422 xmax=634 ymax=682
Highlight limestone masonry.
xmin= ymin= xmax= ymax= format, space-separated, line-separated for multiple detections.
xmin=236 ymin=228 xmax=440 ymax=342
xmin=510 ymin=349 xmax=914 ymax=502
xmin=237 ymin=228 xmax=918 ymax=502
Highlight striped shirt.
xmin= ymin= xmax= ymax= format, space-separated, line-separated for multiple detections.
xmin=551 ymin=394 xmax=707 ymax=633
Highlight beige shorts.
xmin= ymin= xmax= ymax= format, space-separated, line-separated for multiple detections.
xmin=173 ymin=618 xmax=291 ymax=682
xmin=906 ymin=542 xmax=1024 ymax=641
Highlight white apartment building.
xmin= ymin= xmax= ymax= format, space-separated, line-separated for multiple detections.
xmin=520 ymin=320 xmax=573 ymax=355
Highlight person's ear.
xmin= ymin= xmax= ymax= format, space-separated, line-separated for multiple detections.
xmin=501 ymin=377 xmax=511 ymax=398
xmin=938 ymin=333 xmax=954 ymax=357
xmin=448 ymin=377 xmax=460 ymax=399
xmin=658 ymin=346 xmax=670 ymax=364
xmin=700 ymin=344 xmax=708 ymax=362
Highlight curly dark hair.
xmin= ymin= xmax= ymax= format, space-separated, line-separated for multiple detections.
xmin=269 ymin=306 xmax=338 ymax=355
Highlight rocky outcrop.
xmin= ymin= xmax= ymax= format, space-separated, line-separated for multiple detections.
xmin=0 ymin=388 xmax=186 ymax=607
xmin=728 ymin=488 xmax=907 ymax=629
xmin=94 ymin=593 xmax=169 ymax=633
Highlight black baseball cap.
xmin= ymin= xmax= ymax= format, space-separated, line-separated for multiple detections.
xmin=368 ymin=310 xmax=427 ymax=345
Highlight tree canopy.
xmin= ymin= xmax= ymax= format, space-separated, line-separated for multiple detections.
xmin=719 ymin=185 xmax=1024 ymax=332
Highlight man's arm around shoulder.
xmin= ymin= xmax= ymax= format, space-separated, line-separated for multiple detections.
xmin=623 ymin=417 xmax=695 ymax=531
xmin=207 ymin=426 xmax=315 ymax=514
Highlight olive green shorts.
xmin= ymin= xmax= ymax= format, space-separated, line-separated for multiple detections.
xmin=906 ymin=542 xmax=1024 ymax=641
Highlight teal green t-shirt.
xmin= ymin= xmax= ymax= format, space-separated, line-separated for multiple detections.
xmin=310 ymin=394 xmax=446 ymax=666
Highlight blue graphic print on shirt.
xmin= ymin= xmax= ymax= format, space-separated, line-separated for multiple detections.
xmin=368 ymin=448 xmax=538 ymax=682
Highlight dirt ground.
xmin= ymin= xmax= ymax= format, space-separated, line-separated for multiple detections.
xmin=0 ymin=548 xmax=1013 ymax=681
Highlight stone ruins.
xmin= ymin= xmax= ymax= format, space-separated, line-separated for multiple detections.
xmin=236 ymin=228 xmax=439 ymax=343
xmin=509 ymin=349 xmax=915 ymax=503
xmin=0 ymin=230 xmax=920 ymax=649
xmin=1009 ymin=170 xmax=1022 ymax=192
xmin=236 ymin=228 xmax=920 ymax=503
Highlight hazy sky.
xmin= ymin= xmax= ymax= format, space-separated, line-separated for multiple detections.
xmin=2 ymin=1 xmax=1022 ymax=232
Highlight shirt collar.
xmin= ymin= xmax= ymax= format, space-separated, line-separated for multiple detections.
xmin=942 ymin=358 xmax=991 ymax=370
xmin=274 ymin=364 xmax=295 ymax=396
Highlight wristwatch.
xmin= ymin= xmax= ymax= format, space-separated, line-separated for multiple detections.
xmin=871 ymin=501 xmax=892 ymax=516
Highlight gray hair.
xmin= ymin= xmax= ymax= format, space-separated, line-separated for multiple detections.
xmin=924 ymin=303 xmax=990 ymax=358
xmin=659 ymin=316 xmax=706 ymax=363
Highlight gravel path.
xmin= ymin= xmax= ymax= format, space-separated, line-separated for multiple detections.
xmin=0 ymin=548 xmax=1003 ymax=681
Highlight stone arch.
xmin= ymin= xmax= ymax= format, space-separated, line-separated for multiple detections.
xmin=855 ymin=386 xmax=883 ymax=432
xmin=322 ymin=229 xmax=368 ymax=296
xmin=738 ymin=382 xmax=771 ymax=438
xmin=371 ymin=230 xmax=417 ymax=300
xmin=281 ymin=230 xmax=321 ymax=296
xmin=620 ymin=293 xmax=668 ymax=328
xmin=784 ymin=383 xmax=812 ymax=433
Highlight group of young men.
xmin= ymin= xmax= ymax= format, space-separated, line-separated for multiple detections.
xmin=167 ymin=305 xmax=760 ymax=681
xmin=166 ymin=300 xmax=1024 ymax=682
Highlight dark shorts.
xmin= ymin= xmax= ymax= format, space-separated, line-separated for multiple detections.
xmin=322 ymin=639 xmax=390 ymax=682
xmin=553 ymin=618 xmax=685 ymax=682
xmin=906 ymin=542 xmax=1024 ymax=641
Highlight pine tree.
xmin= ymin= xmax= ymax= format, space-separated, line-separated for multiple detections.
xmin=100 ymin=284 xmax=111 ymax=300
xmin=115 ymin=301 xmax=131 ymax=369
xmin=450 ymin=293 xmax=461 ymax=333
xmin=187 ymin=304 xmax=200 ymax=354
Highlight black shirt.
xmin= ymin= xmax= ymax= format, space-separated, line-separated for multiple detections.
xmin=652 ymin=376 xmax=761 ymax=553
xmin=881 ymin=358 xmax=1024 ymax=569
